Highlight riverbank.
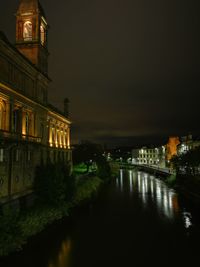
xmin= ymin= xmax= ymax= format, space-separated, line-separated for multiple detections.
xmin=152 ymin=171 xmax=200 ymax=206
xmin=0 ymin=175 xmax=103 ymax=257
xmin=170 ymin=174 xmax=200 ymax=204
xmin=2 ymin=169 xmax=200 ymax=267
xmin=111 ymin=161 xmax=200 ymax=205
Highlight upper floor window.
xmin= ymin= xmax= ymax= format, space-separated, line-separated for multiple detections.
xmin=40 ymin=123 xmax=44 ymax=138
xmin=40 ymin=24 xmax=45 ymax=45
xmin=13 ymin=110 xmax=18 ymax=133
xmin=23 ymin=21 xmax=32 ymax=41
xmin=0 ymin=100 xmax=6 ymax=130
xmin=0 ymin=108 xmax=2 ymax=130
xmin=25 ymin=112 xmax=29 ymax=135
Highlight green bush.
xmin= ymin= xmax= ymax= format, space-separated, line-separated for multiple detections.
xmin=19 ymin=204 xmax=69 ymax=239
xmin=0 ymin=207 xmax=23 ymax=256
xmin=96 ymin=157 xmax=111 ymax=182
xmin=166 ymin=174 xmax=177 ymax=187
xmin=0 ymin=166 xmax=103 ymax=256
xmin=34 ymin=162 xmax=74 ymax=205
xmin=73 ymin=176 xmax=102 ymax=204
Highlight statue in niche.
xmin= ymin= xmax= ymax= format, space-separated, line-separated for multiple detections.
xmin=23 ymin=21 xmax=32 ymax=41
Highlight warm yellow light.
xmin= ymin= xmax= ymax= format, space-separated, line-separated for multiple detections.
xmin=48 ymin=239 xmax=71 ymax=267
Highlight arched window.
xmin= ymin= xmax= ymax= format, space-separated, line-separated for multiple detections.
xmin=23 ymin=21 xmax=32 ymax=41
xmin=0 ymin=100 xmax=6 ymax=130
xmin=0 ymin=106 xmax=2 ymax=130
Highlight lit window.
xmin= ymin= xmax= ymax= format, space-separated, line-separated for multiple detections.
xmin=23 ymin=21 xmax=32 ymax=41
xmin=40 ymin=24 xmax=45 ymax=45
xmin=0 ymin=107 xmax=2 ymax=130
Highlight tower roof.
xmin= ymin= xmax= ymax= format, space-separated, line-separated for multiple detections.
xmin=17 ymin=0 xmax=46 ymax=18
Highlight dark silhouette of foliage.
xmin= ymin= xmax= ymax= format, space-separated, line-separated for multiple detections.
xmin=73 ymin=141 xmax=103 ymax=171
xmin=0 ymin=206 xmax=22 ymax=256
xmin=34 ymin=162 xmax=74 ymax=205
xmin=96 ymin=155 xmax=111 ymax=181
xmin=172 ymin=147 xmax=200 ymax=176
xmin=73 ymin=142 xmax=111 ymax=180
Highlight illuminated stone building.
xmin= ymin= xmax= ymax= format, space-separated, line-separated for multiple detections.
xmin=177 ymin=134 xmax=200 ymax=155
xmin=132 ymin=146 xmax=166 ymax=167
xmin=166 ymin=137 xmax=180 ymax=161
xmin=0 ymin=0 xmax=71 ymax=204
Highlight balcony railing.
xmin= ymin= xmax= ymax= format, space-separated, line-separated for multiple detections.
xmin=0 ymin=129 xmax=41 ymax=143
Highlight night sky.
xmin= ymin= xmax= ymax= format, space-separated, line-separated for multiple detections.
xmin=0 ymin=0 xmax=200 ymax=147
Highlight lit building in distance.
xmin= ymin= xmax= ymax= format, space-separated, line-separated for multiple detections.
xmin=132 ymin=146 xmax=166 ymax=168
xmin=177 ymin=134 xmax=200 ymax=155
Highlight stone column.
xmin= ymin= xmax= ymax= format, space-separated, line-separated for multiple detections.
xmin=9 ymin=98 xmax=14 ymax=132
xmin=63 ymin=128 xmax=66 ymax=148
xmin=30 ymin=112 xmax=35 ymax=136
xmin=55 ymin=125 xmax=58 ymax=147
xmin=22 ymin=109 xmax=26 ymax=136
xmin=49 ymin=122 xmax=52 ymax=146
xmin=67 ymin=126 xmax=70 ymax=149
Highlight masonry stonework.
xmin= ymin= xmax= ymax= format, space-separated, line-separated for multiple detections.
xmin=0 ymin=0 xmax=72 ymax=204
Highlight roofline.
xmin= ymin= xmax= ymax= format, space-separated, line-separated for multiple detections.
xmin=0 ymin=31 xmax=51 ymax=81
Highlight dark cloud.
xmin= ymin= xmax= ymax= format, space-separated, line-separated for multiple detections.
xmin=1 ymin=0 xmax=200 ymax=147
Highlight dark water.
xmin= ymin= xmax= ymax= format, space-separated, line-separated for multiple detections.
xmin=1 ymin=170 xmax=200 ymax=267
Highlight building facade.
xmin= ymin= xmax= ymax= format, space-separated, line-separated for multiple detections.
xmin=132 ymin=146 xmax=166 ymax=168
xmin=177 ymin=134 xmax=200 ymax=155
xmin=166 ymin=136 xmax=180 ymax=162
xmin=0 ymin=0 xmax=72 ymax=204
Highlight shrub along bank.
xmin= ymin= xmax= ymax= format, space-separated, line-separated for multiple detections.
xmin=170 ymin=147 xmax=200 ymax=199
xmin=0 ymin=160 xmax=109 ymax=257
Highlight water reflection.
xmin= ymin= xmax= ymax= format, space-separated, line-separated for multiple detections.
xmin=117 ymin=170 xmax=195 ymax=230
xmin=1 ymin=169 xmax=199 ymax=267
xmin=183 ymin=211 xmax=193 ymax=229
xmin=117 ymin=170 xmax=184 ymax=220
xmin=48 ymin=239 xmax=72 ymax=267
xmin=129 ymin=170 xmax=133 ymax=193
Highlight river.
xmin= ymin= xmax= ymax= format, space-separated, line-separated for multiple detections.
xmin=1 ymin=170 xmax=200 ymax=267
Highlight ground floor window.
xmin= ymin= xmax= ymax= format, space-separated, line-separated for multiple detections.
xmin=27 ymin=150 xmax=31 ymax=161
xmin=0 ymin=149 xmax=4 ymax=162
xmin=14 ymin=149 xmax=20 ymax=162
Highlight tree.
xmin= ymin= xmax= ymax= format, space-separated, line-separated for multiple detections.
xmin=73 ymin=142 xmax=111 ymax=180
xmin=34 ymin=161 xmax=73 ymax=206
xmin=171 ymin=147 xmax=200 ymax=176
xmin=73 ymin=142 xmax=103 ymax=172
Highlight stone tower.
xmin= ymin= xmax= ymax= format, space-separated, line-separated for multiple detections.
xmin=16 ymin=0 xmax=49 ymax=74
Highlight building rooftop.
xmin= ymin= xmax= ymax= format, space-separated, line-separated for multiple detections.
xmin=17 ymin=0 xmax=46 ymax=18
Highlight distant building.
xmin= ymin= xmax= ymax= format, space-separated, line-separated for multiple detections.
xmin=132 ymin=134 xmax=199 ymax=169
xmin=132 ymin=145 xmax=166 ymax=167
xmin=0 ymin=0 xmax=72 ymax=204
xmin=166 ymin=137 xmax=180 ymax=162
xmin=177 ymin=134 xmax=200 ymax=155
